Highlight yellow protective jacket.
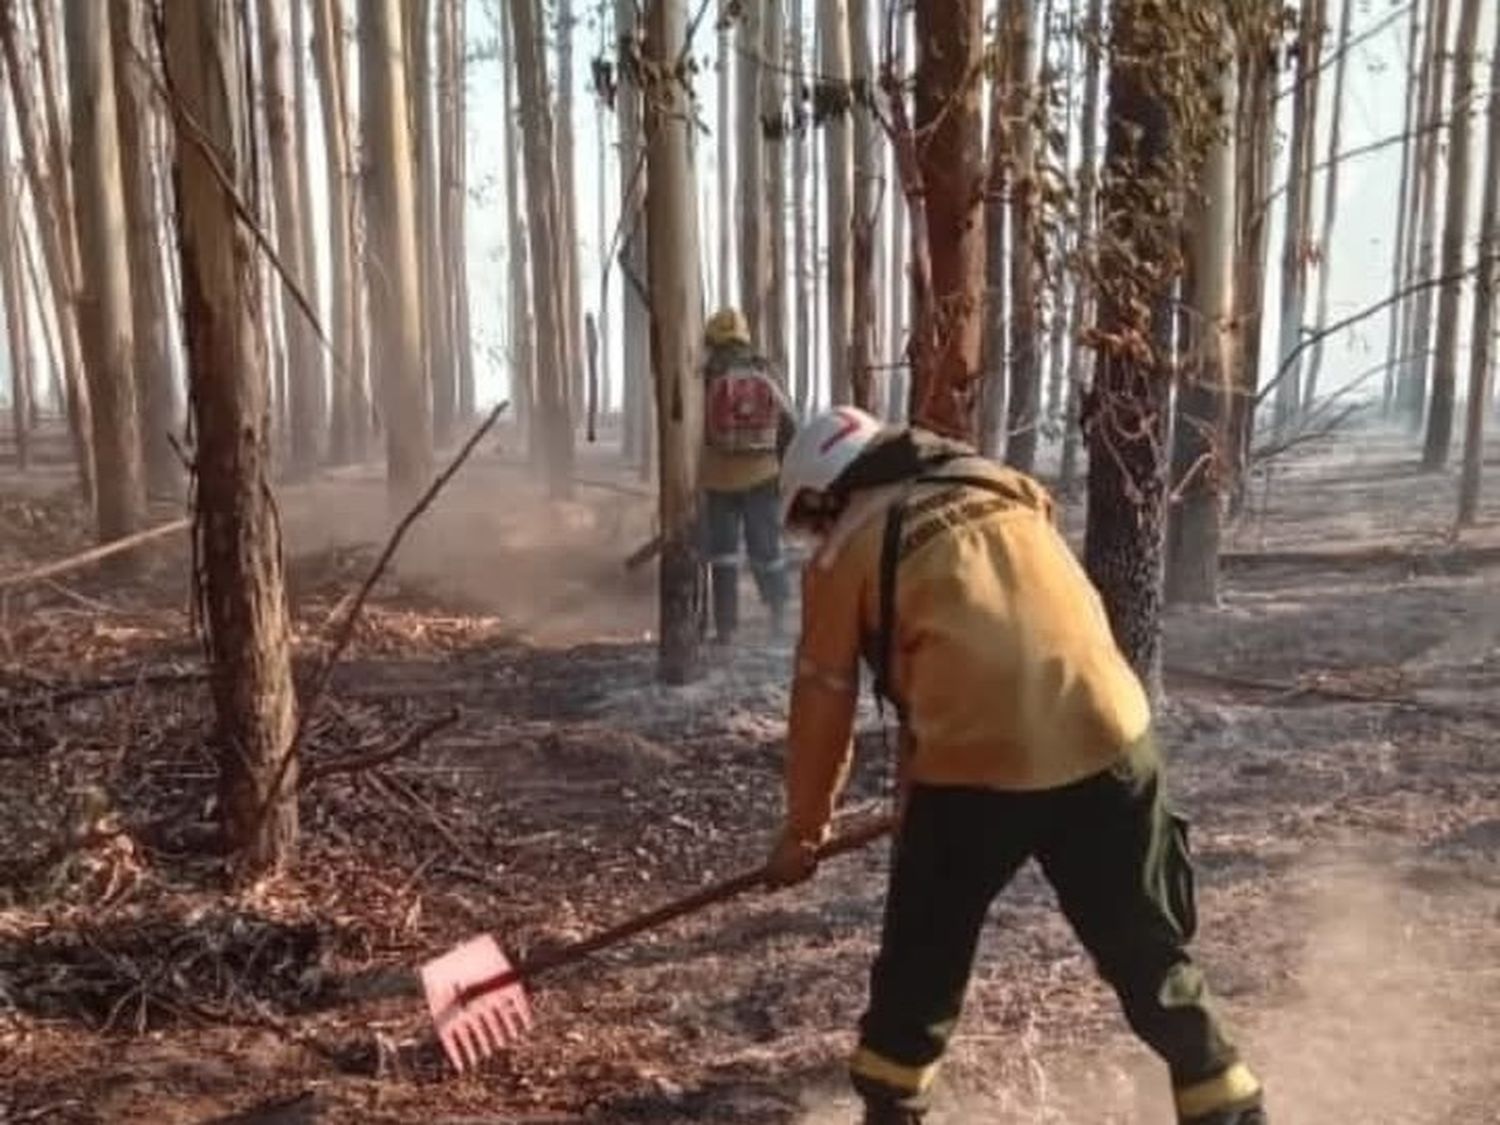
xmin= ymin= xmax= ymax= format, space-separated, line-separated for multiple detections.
xmin=783 ymin=456 xmax=1152 ymax=844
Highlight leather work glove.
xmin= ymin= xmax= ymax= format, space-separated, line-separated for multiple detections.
xmin=763 ymin=830 xmax=819 ymax=888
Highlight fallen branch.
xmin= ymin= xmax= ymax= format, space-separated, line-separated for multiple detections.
xmin=0 ymin=519 xmax=189 ymax=591
xmin=1166 ymin=664 xmax=1500 ymax=723
xmin=3 ymin=667 xmax=209 ymax=713
xmin=246 ymin=402 xmax=510 ymax=836
xmin=624 ymin=534 xmax=663 ymax=571
xmin=1219 ymin=543 xmax=1500 ymax=572
xmin=300 ymin=709 xmax=459 ymax=787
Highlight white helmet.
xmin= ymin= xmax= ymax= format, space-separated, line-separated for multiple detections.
xmin=778 ymin=406 xmax=886 ymax=527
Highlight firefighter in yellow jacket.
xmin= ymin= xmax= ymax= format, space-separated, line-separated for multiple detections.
xmin=764 ymin=407 xmax=1265 ymax=1125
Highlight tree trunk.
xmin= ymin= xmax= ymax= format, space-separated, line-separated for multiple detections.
xmin=556 ymin=0 xmax=585 ymax=423
xmin=360 ymin=0 xmax=435 ymax=504
xmin=1060 ymin=0 xmax=1104 ymax=494
xmin=978 ymin=0 xmax=1015 ymax=459
xmin=258 ymin=0 xmax=322 ymax=475
xmin=1043 ymin=9 xmax=1077 ymax=436
xmin=164 ymin=0 xmax=299 ymax=877
xmin=737 ymin=2 xmax=766 ymax=336
xmin=499 ymin=0 xmax=536 ymax=460
xmin=820 ymin=0 xmax=854 ymax=404
xmin=111 ymin=0 xmax=181 ymax=498
xmin=848 ymin=0 xmax=878 ymax=411
xmin=1457 ymin=3 xmax=1500 ymax=526
xmin=0 ymin=7 xmax=94 ymax=502
xmin=1272 ymin=0 xmax=1324 ymax=433
xmin=1166 ymin=34 xmax=1237 ymax=606
xmin=764 ymin=0 xmax=788 ymax=376
xmin=64 ymin=0 xmax=147 ymax=544
xmin=412 ymin=1 xmax=456 ymax=445
xmin=446 ymin=0 xmax=474 ymax=426
xmin=1227 ymin=4 xmax=1277 ymax=515
xmin=19 ymin=212 xmax=61 ymax=424
xmin=1383 ymin=0 xmax=1424 ymax=414
xmin=509 ymin=0 xmax=576 ymax=495
xmin=1005 ymin=0 xmax=1042 ymax=471
xmin=290 ymin=0 xmax=326 ymax=449
xmin=1082 ymin=0 xmax=1181 ymax=694
xmin=0 ymin=91 xmax=30 ymax=472
xmin=1422 ymin=0 xmax=1481 ymax=470
xmin=1399 ymin=0 xmax=1454 ymax=426
xmin=885 ymin=4 xmax=910 ymax=423
xmin=643 ymin=0 xmax=704 ymax=685
xmin=910 ymin=0 xmax=985 ymax=439
xmin=717 ymin=23 xmax=733 ymax=305
xmin=791 ymin=0 xmax=811 ymax=414
xmin=617 ymin=0 xmax=653 ymax=475
xmin=312 ymin=0 xmax=360 ymax=464
xmin=1302 ymin=0 xmax=1351 ymax=408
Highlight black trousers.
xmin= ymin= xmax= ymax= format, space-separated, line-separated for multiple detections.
xmin=851 ymin=742 xmax=1260 ymax=1122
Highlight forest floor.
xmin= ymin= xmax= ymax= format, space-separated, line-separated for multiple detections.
xmin=1 ymin=417 xmax=1498 ymax=1124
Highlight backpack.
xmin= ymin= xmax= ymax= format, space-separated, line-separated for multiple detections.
xmin=705 ymin=359 xmax=783 ymax=453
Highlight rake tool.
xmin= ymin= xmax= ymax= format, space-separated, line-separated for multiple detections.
xmin=419 ymin=814 xmax=894 ymax=1071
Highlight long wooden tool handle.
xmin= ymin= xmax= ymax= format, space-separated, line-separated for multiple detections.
xmin=457 ymin=815 xmax=894 ymax=1005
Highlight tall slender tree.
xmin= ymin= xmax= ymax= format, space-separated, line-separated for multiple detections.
xmin=910 ymin=0 xmax=985 ymax=438
xmin=643 ymin=0 xmax=704 ymax=684
xmin=617 ymin=0 xmax=653 ymax=474
xmin=361 ymin=0 xmax=435 ymax=502
xmin=821 ymin=0 xmax=854 ymax=403
xmin=1457 ymin=1 xmax=1500 ymax=527
xmin=737 ymin=2 xmax=766 ymax=336
xmin=0 ymin=86 xmax=30 ymax=472
xmin=111 ymin=0 xmax=180 ymax=497
xmin=445 ymin=0 xmax=475 ymax=425
xmin=1303 ymin=0 xmax=1352 ymax=408
xmin=1422 ymin=0 xmax=1482 ymax=469
xmin=979 ymin=0 xmax=1015 ymax=458
xmin=763 ymin=0 xmax=788 ymax=377
xmin=717 ymin=17 xmax=733 ymax=306
xmin=1005 ymin=0 xmax=1043 ymax=471
xmin=791 ymin=0 xmax=811 ymax=414
xmin=164 ymin=0 xmax=300 ymax=876
xmin=1383 ymin=0 xmax=1424 ymax=413
xmin=556 ymin=0 xmax=585 ymax=420
xmin=848 ymin=0 xmax=878 ymax=410
xmin=500 ymin=0 xmax=536 ymax=459
xmin=290 ymin=0 xmax=327 ymax=453
xmin=1167 ymin=22 xmax=1237 ymax=606
xmin=509 ymin=0 xmax=577 ymax=494
xmin=64 ymin=0 xmax=147 ymax=543
xmin=1272 ymin=0 xmax=1324 ymax=431
xmin=258 ymin=0 xmax=322 ymax=474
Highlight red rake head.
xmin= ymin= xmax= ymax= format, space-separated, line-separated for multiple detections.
xmin=419 ymin=935 xmax=534 ymax=1071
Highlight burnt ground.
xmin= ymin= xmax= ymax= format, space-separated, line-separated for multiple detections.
xmin=0 ymin=419 xmax=1498 ymax=1124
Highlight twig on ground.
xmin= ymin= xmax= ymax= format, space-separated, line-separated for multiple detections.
xmin=301 ymin=709 xmax=460 ymax=787
xmin=3 ymin=668 xmax=209 ymax=713
xmin=0 ymin=519 xmax=189 ymax=591
xmin=248 ymin=401 xmax=510 ymax=834
xmin=1166 ymin=664 xmax=1500 ymax=723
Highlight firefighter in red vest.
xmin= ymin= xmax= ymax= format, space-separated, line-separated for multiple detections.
xmin=700 ymin=308 xmax=797 ymax=643
xmin=764 ymin=406 xmax=1266 ymax=1125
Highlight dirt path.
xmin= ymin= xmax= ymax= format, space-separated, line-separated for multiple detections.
xmin=1 ymin=423 xmax=1497 ymax=1123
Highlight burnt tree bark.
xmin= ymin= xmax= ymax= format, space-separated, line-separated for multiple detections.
xmin=500 ymin=0 xmax=537 ymax=459
xmin=848 ymin=0 xmax=878 ymax=410
xmin=763 ymin=0 xmax=787 ymax=379
xmin=1302 ymin=0 xmax=1351 ymax=408
xmin=1383 ymin=0 xmax=1423 ymax=414
xmin=440 ymin=0 xmax=473 ymax=426
xmin=163 ymin=0 xmax=300 ymax=875
xmin=978 ymin=0 xmax=1015 ymax=458
xmin=737 ymin=1 xmax=766 ymax=337
xmin=910 ymin=0 xmax=986 ymax=438
xmin=1005 ymin=0 xmax=1042 ymax=471
xmin=64 ymin=0 xmax=147 ymax=544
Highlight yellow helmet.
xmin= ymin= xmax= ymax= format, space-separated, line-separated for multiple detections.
xmin=704 ymin=307 xmax=752 ymax=347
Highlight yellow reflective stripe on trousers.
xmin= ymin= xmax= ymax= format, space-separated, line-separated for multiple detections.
xmin=849 ymin=1047 xmax=939 ymax=1095
xmin=1174 ymin=1062 xmax=1262 ymax=1118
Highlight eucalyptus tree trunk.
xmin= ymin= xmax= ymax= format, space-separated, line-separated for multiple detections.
xmin=820 ymin=0 xmax=854 ymax=403
xmin=259 ymin=0 xmax=323 ymax=475
xmin=1167 ymin=31 xmax=1237 ymax=606
xmin=848 ymin=0 xmax=878 ymax=410
xmin=910 ymin=0 xmax=985 ymax=438
xmin=360 ymin=0 xmax=436 ymax=503
xmin=643 ymin=0 xmax=705 ymax=685
xmin=717 ymin=20 xmax=733 ymax=305
xmin=111 ymin=0 xmax=180 ymax=497
xmin=164 ymin=0 xmax=299 ymax=878
xmin=885 ymin=6 xmax=910 ymax=422
xmin=556 ymin=0 xmax=585 ymax=420
xmin=445 ymin=0 xmax=475 ymax=425
xmin=615 ymin=0 xmax=651 ymax=472
xmin=1383 ymin=0 xmax=1424 ymax=414
xmin=1303 ymin=0 xmax=1351 ymax=408
xmin=1062 ymin=0 xmax=1110 ymax=492
xmin=0 ymin=5 xmax=93 ymax=501
xmin=979 ymin=0 xmax=1015 ymax=458
xmin=763 ymin=0 xmax=788 ymax=375
xmin=64 ymin=0 xmax=147 ymax=543
xmin=791 ymin=0 xmax=811 ymax=413
xmin=0 ymin=90 xmax=30 ymax=472
xmin=509 ymin=0 xmax=576 ymax=494
xmin=1422 ymin=0 xmax=1481 ymax=470
xmin=1272 ymin=0 xmax=1324 ymax=432
xmin=1005 ymin=0 xmax=1042 ymax=471
xmin=736 ymin=2 xmax=766 ymax=336
xmin=1399 ymin=0 xmax=1454 ymax=426
xmin=1457 ymin=4 xmax=1500 ymax=527
xmin=500 ymin=0 xmax=537 ymax=460
xmin=313 ymin=0 xmax=362 ymax=464
xmin=290 ymin=0 xmax=326 ymax=447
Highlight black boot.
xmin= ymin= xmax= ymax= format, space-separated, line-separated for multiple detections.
xmin=860 ymin=1100 xmax=924 ymax=1125
xmin=710 ymin=563 xmax=739 ymax=644
xmin=1182 ymin=1106 xmax=1266 ymax=1125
